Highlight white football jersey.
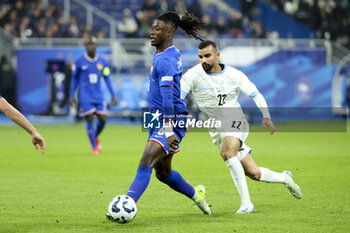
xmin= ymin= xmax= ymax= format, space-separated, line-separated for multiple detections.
xmin=181 ymin=63 xmax=257 ymax=122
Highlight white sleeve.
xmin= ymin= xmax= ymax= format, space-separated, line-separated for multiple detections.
xmin=237 ymin=70 xmax=271 ymax=118
xmin=252 ymin=92 xmax=271 ymax=119
xmin=180 ymin=69 xmax=195 ymax=99
xmin=237 ymin=71 xmax=258 ymax=97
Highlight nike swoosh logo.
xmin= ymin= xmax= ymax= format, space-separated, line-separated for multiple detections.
xmin=241 ymin=207 xmax=248 ymax=213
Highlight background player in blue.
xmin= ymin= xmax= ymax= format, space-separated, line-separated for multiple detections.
xmin=0 ymin=95 xmax=46 ymax=154
xmin=107 ymin=12 xmax=212 ymax=221
xmin=69 ymin=37 xmax=116 ymax=155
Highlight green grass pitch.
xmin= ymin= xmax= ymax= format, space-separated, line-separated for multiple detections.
xmin=0 ymin=122 xmax=349 ymax=233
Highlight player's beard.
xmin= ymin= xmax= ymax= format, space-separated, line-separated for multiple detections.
xmin=202 ymin=62 xmax=213 ymax=73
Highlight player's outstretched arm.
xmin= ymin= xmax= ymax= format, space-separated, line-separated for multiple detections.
xmin=250 ymin=91 xmax=275 ymax=135
xmin=102 ymin=68 xmax=117 ymax=106
xmin=0 ymin=97 xmax=46 ymax=154
xmin=238 ymin=71 xmax=275 ymax=134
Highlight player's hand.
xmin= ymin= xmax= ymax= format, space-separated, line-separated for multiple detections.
xmin=110 ymin=96 xmax=117 ymax=106
xmin=31 ymin=132 xmax=46 ymax=154
xmin=167 ymin=134 xmax=179 ymax=153
xmin=262 ymin=118 xmax=275 ymax=135
xmin=70 ymin=98 xmax=77 ymax=106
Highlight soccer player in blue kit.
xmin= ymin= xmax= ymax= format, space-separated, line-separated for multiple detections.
xmin=107 ymin=12 xmax=212 ymax=221
xmin=69 ymin=37 xmax=116 ymax=155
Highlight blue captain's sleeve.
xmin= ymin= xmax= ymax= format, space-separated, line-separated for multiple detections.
xmin=101 ymin=57 xmax=115 ymax=97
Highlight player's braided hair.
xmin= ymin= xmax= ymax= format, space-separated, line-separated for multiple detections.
xmin=156 ymin=11 xmax=204 ymax=41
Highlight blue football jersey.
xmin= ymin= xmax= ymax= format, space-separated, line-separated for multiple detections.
xmin=70 ymin=54 xmax=112 ymax=103
xmin=148 ymin=45 xmax=187 ymax=117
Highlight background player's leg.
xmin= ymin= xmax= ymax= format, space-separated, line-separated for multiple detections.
xmin=95 ymin=114 xmax=106 ymax=138
xmin=126 ymin=141 xmax=165 ymax=203
xmin=95 ymin=114 xmax=106 ymax=150
xmin=221 ymin=136 xmax=253 ymax=213
xmin=85 ymin=114 xmax=97 ymax=149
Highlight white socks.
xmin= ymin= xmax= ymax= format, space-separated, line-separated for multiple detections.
xmin=259 ymin=167 xmax=287 ymax=183
xmin=225 ymin=158 xmax=288 ymax=207
xmin=225 ymin=157 xmax=251 ymax=206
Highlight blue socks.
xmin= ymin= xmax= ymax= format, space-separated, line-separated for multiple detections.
xmin=86 ymin=122 xmax=96 ymax=148
xmin=95 ymin=121 xmax=105 ymax=138
xmin=126 ymin=167 xmax=195 ymax=202
xmin=158 ymin=170 xmax=195 ymax=199
xmin=127 ymin=165 xmax=153 ymax=202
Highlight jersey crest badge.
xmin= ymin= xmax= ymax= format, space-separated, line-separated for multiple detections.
xmin=216 ymin=87 xmax=224 ymax=93
xmin=97 ymin=62 xmax=103 ymax=70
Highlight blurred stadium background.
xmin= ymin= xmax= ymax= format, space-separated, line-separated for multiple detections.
xmin=0 ymin=0 xmax=349 ymax=123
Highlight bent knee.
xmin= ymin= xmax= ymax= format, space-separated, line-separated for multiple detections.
xmin=154 ymin=164 xmax=172 ymax=180
xmin=155 ymin=170 xmax=171 ymax=180
xmin=220 ymin=148 xmax=239 ymax=161
xmin=246 ymin=168 xmax=261 ymax=181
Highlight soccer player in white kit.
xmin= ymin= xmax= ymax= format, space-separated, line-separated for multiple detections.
xmin=181 ymin=40 xmax=302 ymax=214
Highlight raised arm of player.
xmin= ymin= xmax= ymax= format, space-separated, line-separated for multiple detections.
xmin=237 ymin=71 xmax=275 ymax=135
xmin=0 ymin=97 xmax=46 ymax=154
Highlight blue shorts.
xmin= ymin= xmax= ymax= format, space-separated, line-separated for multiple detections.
xmin=148 ymin=117 xmax=187 ymax=155
xmin=79 ymin=102 xmax=107 ymax=117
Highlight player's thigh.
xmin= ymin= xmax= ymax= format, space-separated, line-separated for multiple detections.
xmin=96 ymin=113 xmax=107 ymax=124
xmin=85 ymin=114 xmax=94 ymax=123
xmin=154 ymin=154 xmax=173 ymax=179
xmin=241 ymin=154 xmax=261 ymax=180
xmin=140 ymin=140 xmax=166 ymax=168
xmin=220 ymin=136 xmax=241 ymax=160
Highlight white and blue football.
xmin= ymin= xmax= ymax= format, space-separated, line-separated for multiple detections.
xmin=107 ymin=195 xmax=137 ymax=224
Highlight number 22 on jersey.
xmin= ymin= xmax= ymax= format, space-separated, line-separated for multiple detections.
xmin=217 ymin=94 xmax=226 ymax=106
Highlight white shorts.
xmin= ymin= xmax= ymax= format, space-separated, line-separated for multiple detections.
xmin=209 ymin=119 xmax=251 ymax=161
